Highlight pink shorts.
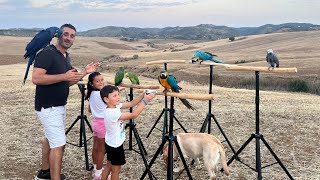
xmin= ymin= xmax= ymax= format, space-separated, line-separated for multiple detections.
xmin=92 ymin=118 xmax=106 ymax=139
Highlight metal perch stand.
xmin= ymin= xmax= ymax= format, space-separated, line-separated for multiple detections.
xmin=140 ymin=91 xmax=214 ymax=180
xmin=224 ymin=65 xmax=297 ymax=180
xmin=65 ymin=82 xmax=93 ymax=171
xmin=145 ymin=61 xmax=190 ymax=141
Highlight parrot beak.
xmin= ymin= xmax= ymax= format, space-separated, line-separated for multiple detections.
xmin=54 ymin=31 xmax=59 ymax=38
xmin=160 ymin=73 xmax=167 ymax=79
xmin=191 ymin=58 xmax=199 ymax=63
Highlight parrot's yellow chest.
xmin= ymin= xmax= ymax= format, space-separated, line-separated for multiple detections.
xmin=159 ymin=78 xmax=171 ymax=90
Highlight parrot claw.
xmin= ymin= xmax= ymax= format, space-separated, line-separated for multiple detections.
xmin=268 ymin=66 xmax=274 ymax=71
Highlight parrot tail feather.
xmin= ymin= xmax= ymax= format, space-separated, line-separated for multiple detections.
xmin=22 ymin=55 xmax=35 ymax=85
xmin=179 ymin=98 xmax=196 ymax=110
xmin=210 ymin=58 xmax=224 ymax=64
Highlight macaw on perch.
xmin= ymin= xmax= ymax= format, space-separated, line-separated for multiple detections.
xmin=192 ymin=50 xmax=223 ymax=64
xmin=158 ymin=70 xmax=195 ymax=110
xmin=22 ymin=26 xmax=63 ymax=84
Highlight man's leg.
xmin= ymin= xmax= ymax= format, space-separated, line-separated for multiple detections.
xmin=41 ymin=138 xmax=50 ymax=171
xmin=49 ymin=145 xmax=65 ymax=180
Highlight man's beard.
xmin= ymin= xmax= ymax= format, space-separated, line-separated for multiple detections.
xmin=59 ymin=39 xmax=73 ymax=49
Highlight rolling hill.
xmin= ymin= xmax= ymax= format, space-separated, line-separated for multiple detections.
xmin=0 ymin=30 xmax=319 ymax=95
xmin=1 ymin=23 xmax=320 ymax=41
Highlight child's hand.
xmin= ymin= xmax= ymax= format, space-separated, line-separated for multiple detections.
xmin=144 ymin=93 xmax=155 ymax=102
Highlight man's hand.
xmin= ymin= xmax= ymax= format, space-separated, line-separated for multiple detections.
xmin=65 ymin=68 xmax=83 ymax=82
xmin=85 ymin=62 xmax=101 ymax=74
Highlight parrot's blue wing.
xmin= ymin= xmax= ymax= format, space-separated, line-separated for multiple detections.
xmin=167 ymin=75 xmax=180 ymax=92
xmin=167 ymin=75 xmax=195 ymax=110
xmin=22 ymin=27 xmax=62 ymax=85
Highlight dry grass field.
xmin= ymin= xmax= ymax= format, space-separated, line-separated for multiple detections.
xmin=0 ymin=31 xmax=319 ymax=180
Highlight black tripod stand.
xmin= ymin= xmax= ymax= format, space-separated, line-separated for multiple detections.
xmin=124 ymin=87 xmax=154 ymax=179
xmin=141 ymin=96 xmax=193 ymax=180
xmin=65 ymin=84 xmax=93 ymax=171
xmin=226 ymin=71 xmax=294 ymax=179
xmin=146 ymin=63 xmax=188 ymax=140
xmin=200 ymin=65 xmax=237 ymax=156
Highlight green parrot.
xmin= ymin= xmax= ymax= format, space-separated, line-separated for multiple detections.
xmin=114 ymin=67 xmax=125 ymax=86
xmin=125 ymin=72 xmax=140 ymax=85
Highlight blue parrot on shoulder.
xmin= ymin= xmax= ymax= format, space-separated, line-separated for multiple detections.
xmin=158 ymin=70 xmax=195 ymax=110
xmin=22 ymin=26 xmax=63 ymax=84
xmin=192 ymin=50 xmax=223 ymax=64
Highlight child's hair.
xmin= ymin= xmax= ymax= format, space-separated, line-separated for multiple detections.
xmin=85 ymin=72 xmax=101 ymax=100
xmin=100 ymin=85 xmax=119 ymax=103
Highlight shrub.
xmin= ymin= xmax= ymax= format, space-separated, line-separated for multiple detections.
xmin=288 ymin=79 xmax=309 ymax=92
xmin=307 ymin=80 xmax=320 ymax=95
xmin=235 ymin=60 xmax=246 ymax=64
xmin=133 ymin=54 xmax=139 ymax=59
xmin=229 ymin=37 xmax=235 ymax=41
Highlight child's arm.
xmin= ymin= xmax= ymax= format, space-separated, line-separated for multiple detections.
xmin=121 ymin=92 xmax=145 ymax=109
xmin=119 ymin=93 xmax=155 ymax=120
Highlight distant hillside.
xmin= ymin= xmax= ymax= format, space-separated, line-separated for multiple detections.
xmin=0 ymin=28 xmax=42 ymax=37
xmin=1 ymin=23 xmax=320 ymax=40
xmin=77 ymin=23 xmax=320 ymax=40
xmin=77 ymin=24 xmax=240 ymax=40
xmin=236 ymin=23 xmax=320 ymax=35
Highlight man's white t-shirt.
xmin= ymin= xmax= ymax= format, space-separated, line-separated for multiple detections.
xmin=104 ymin=103 xmax=125 ymax=148
xmin=89 ymin=91 xmax=107 ymax=118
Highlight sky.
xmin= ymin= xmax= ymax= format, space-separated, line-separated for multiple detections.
xmin=1 ymin=0 xmax=320 ymax=31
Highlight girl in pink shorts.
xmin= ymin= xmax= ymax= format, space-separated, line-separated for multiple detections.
xmin=86 ymin=72 xmax=106 ymax=179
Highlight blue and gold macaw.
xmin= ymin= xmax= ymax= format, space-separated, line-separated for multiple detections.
xmin=192 ymin=50 xmax=223 ymax=64
xmin=158 ymin=70 xmax=195 ymax=110
xmin=22 ymin=26 xmax=63 ymax=84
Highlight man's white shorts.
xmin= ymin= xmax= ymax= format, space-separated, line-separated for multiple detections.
xmin=36 ymin=106 xmax=66 ymax=148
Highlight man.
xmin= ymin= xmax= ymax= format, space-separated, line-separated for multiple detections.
xmin=266 ymin=49 xmax=280 ymax=70
xmin=32 ymin=24 xmax=100 ymax=180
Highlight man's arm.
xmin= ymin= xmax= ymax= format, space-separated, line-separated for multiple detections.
xmin=32 ymin=68 xmax=83 ymax=85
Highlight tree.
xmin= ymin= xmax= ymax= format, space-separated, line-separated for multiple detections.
xmin=229 ymin=37 xmax=235 ymax=41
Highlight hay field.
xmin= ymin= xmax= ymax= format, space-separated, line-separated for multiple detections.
xmin=0 ymin=32 xmax=319 ymax=179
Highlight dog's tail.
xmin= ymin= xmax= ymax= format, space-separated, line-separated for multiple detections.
xmin=218 ymin=144 xmax=230 ymax=176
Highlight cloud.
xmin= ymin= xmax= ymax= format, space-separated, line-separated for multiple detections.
xmin=27 ymin=0 xmax=200 ymax=10
xmin=0 ymin=0 xmax=15 ymax=11
xmin=28 ymin=0 xmax=76 ymax=8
